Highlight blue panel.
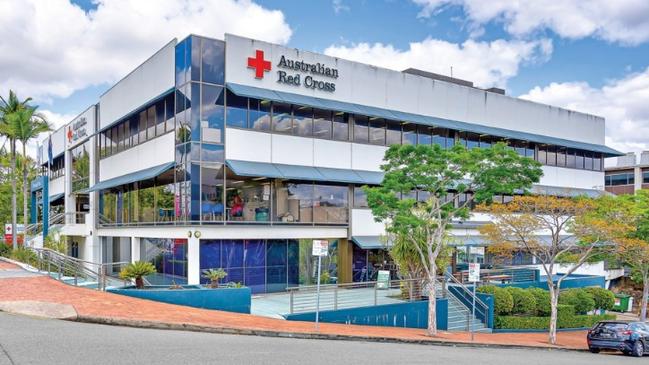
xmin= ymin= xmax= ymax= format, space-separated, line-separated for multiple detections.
xmin=87 ymin=162 xmax=175 ymax=192
xmin=200 ymin=240 xmax=222 ymax=285
xmin=353 ymin=170 xmax=384 ymax=185
xmin=226 ymin=83 xmax=623 ymax=157
xmin=316 ymin=167 xmax=364 ymax=184
xmin=287 ymin=240 xmax=299 ymax=287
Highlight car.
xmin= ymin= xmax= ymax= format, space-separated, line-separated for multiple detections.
xmin=587 ymin=320 xmax=649 ymax=357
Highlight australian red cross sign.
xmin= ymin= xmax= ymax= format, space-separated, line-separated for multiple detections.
xmin=247 ymin=50 xmax=271 ymax=79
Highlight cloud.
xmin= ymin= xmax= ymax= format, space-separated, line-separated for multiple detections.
xmin=413 ymin=0 xmax=649 ymax=45
xmin=324 ymin=37 xmax=552 ymax=88
xmin=520 ymin=67 xmax=649 ymax=154
xmin=0 ymin=0 xmax=292 ymax=103
xmin=332 ymin=0 xmax=350 ymax=14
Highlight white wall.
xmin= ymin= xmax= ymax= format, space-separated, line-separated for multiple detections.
xmin=350 ymin=209 xmax=384 ymax=237
xmin=99 ymin=40 xmax=176 ymax=130
xmin=49 ymin=176 xmax=64 ymax=196
xmin=99 ymin=132 xmax=175 ymax=181
xmin=97 ymin=225 xmax=348 ymax=240
xmin=225 ymin=34 xmax=605 ymax=146
xmin=539 ymin=166 xmax=604 ymax=190
xmin=40 ymin=127 xmax=66 ymax=163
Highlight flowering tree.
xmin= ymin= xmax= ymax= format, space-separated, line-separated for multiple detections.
xmin=365 ymin=143 xmax=542 ymax=336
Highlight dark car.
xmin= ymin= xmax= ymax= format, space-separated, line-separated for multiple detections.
xmin=587 ymin=320 xmax=649 ymax=357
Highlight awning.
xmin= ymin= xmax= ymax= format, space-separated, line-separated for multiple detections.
xmin=227 ymin=83 xmax=624 ymax=157
xmin=48 ymin=193 xmax=64 ymax=203
xmin=87 ymin=162 xmax=175 ymax=192
xmin=351 ymin=236 xmax=392 ymax=250
xmin=226 ymin=160 xmax=383 ymax=185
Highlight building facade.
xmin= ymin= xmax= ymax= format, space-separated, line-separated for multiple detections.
xmin=604 ymin=151 xmax=649 ymax=195
xmin=30 ymin=34 xmax=621 ymax=293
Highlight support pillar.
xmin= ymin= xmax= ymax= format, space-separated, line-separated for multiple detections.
xmin=337 ymin=238 xmax=353 ymax=284
xmin=130 ymin=236 xmax=140 ymax=263
xmin=187 ymin=233 xmax=200 ymax=285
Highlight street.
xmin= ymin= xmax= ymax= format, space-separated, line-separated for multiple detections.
xmin=0 ymin=312 xmax=641 ymax=365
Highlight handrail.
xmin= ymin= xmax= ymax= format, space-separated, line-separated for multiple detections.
xmin=445 ymin=271 xmax=489 ymax=310
xmin=444 ymin=271 xmax=490 ymax=330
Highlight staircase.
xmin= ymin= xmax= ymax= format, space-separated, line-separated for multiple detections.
xmin=446 ymin=294 xmax=489 ymax=332
xmin=438 ymin=273 xmax=492 ymax=333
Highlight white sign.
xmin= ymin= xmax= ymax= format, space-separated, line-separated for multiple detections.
xmin=468 ymin=263 xmax=481 ymax=283
xmin=66 ymin=105 xmax=96 ymax=149
xmin=312 ymin=240 xmax=329 ymax=257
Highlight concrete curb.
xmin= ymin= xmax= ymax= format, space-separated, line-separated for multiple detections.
xmin=72 ymin=315 xmax=586 ymax=353
xmin=0 ymin=257 xmax=41 ymax=273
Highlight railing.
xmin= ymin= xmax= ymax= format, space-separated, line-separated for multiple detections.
xmin=455 ymin=266 xmax=537 ymax=284
xmin=28 ymin=247 xmax=129 ymax=291
xmin=65 ymin=212 xmax=88 ymax=224
xmin=286 ymin=278 xmax=427 ymax=314
xmin=445 ymin=271 xmax=491 ymax=330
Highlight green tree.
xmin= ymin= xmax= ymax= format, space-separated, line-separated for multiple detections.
xmin=11 ymin=106 xmax=51 ymax=233
xmin=0 ymin=90 xmax=31 ymax=249
xmin=365 ymin=143 xmax=542 ymax=336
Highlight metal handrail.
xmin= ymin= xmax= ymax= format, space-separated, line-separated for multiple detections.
xmin=444 ymin=271 xmax=490 ymax=329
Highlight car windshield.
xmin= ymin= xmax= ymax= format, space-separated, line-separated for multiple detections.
xmin=596 ymin=323 xmax=628 ymax=331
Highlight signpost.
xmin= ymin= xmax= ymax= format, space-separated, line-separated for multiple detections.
xmin=376 ymin=270 xmax=390 ymax=290
xmin=468 ymin=262 xmax=480 ymax=341
xmin=312 ymin=240 xmax=329 ymax=331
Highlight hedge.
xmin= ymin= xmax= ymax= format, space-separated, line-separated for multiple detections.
xmin=505 ymin=287 xmax=537 ymax=315
xmin=495 ymin=311 xmax=616 ymax=330
xmin=585 ymin=287 xmax=615 ymax=311
xmin=477 ymin=285 xmax=513 ymax=315
xmin=527 ymin=287 xmax=551 ymax=316
xmin=559 ymin=288 xmax=596 ymax=314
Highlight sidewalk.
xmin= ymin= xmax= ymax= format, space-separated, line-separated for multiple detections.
xmin=0 ymin=262 xmax=588 ymax=351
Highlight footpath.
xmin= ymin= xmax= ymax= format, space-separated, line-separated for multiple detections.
xmin=0 ymin=260 xmax=587 ymax=351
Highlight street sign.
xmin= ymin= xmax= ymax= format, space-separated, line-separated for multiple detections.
xmin=312 ymin=240 xmax=329 ymax=256
xmin=468 ymin=262 xmax=480 ymax=283
xmin=376 ymin=270 xmax=390 ymax=289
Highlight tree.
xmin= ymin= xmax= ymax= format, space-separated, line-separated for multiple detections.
xmin=10 ymin=106 xmax=51 ymax=234
xmin=119 ymin=261 xmax=157 ymax=289
xmin=0 ymin=90 xmax=31 ymax=250
xmin=479 ymin=195 xmax=631 ymax=344
xmin=365 ymin=143 xmax=542 ymax=336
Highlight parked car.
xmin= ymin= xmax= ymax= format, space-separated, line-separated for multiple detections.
xmin=587 ymin=320 xmax=648 ymax=357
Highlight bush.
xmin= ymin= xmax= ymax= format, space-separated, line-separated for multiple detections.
xmin=495 ymin=312 xmax=616 ymax=329
xmin=559 ymin=288 xmax=596 ymax=315
xmin=478 ymin=285 xmax=513 ymax=315
xmin=527 ymin=288 xmax=551 ymax=316
xmin=585 ymin=287 xmax=615 ymax=311
xmin=0 ymin=243 xmax=10 ymax=258
xmin=505 ymin=287 xmax=537 ymax=315
xmin=9 ymin=247 xmax=38 ymax=266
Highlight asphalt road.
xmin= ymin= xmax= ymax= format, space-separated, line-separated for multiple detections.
xmin=0 ymin=312 xmax=642 ymax=365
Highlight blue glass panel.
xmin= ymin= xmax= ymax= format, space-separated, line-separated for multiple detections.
xmin=266 ymin=240 xmax=287 ymax=293
xmin=202 ymin=38 xmax=225 ymax=85
xmin=190 ymin=163 xmax=201 ymax=222
xmin=201 ymin=85 xmax=225 ymax=143
xmin=190 ymin=82 xmax=201 ymax=141
xmin=244 ymin=240 xmax=266 ymax=293
xmin=199 ymin=239 xmax=222 ymax=285
xmin=191 ymin=36 xmax=201 ymax=82
xmin=352 ymin=244 xmax=368 ymax=282
xmin=287 ymin=240 xmax=299 ymax=286
xmin=201 ymin=144 xmax=224 ymax=163
xmin=222 ymin=240 xmax=244 ymax=268
xmin=175 ymin=39 xmax=187 ymax=86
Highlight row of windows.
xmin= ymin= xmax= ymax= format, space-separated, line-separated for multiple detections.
xmin=224 ymin=94 xmax=604 ymax=171
xmin=351 ymin=186 xmax=514 ymax=209
xmin=605 ymin=172 xmax=635 ymax=186
xmin=98 ymin=93 xmax=175 ymax=159
xmin=49 ymin=155 xmax=65 ymax=179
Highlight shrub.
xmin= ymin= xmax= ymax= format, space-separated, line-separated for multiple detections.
xmin=559 ymin=288 xmax=596 ymax=315
xmin=478 ymin=285 xmax=513 ymax=315
xmin=494 ymin=312 xmax=615 ymax=329
xmin=505 ymin=287 xmax=537 ymax=315
xmin=119 ymin=261 xmax=157 ymax=289
xmin=0 ymin=243 xmax=10 ymax=258
xmin=9 ymin=247 xmax=38 ymax=266
xmin=585 ymin=287 xmax=615 ymax=311
xmin=527 ymin=288 xmax=551 ymax=316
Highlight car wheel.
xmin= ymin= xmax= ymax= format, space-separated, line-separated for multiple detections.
xmin=589 ymin=347 xmax=600 ymax=354
xmin=631 ymin=341 xmax=644 ymax=357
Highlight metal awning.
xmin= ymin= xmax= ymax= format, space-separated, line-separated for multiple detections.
xmin=87 ymin=162 xmax=175 ymax=192
xmin=48 ymin=193 xmax=64 ymax=203
xmin=226 ymin=160 xmax=383 ymax=185
xmin=227 ymin=83 xmax=624 ymax=157
xmin=351 ymin=236 xmax=392 ymax=250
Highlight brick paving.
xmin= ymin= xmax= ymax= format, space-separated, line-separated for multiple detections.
xmin=0 ymin=272 xmax=588 ymax=350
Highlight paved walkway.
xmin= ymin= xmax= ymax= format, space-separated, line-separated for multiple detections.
xmin=0 ymin=261 xmax=588 ymax=350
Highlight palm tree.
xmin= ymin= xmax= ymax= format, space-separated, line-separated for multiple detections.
xmin=11 ymin=106 xmax=51 ymax=235
xmin=0 ymin=91 xmax=31 ymax=250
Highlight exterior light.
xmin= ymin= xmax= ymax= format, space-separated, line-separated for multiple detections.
xmin=194 ymin=231 xmax=202 ymax=238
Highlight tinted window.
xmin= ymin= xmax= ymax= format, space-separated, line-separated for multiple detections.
xmin=272 ymin=103 xmax=292 ymax=134
xmin=332 ymin=112 xmax=348 ymax=141
xmin=250 ymin=99 xmax=271 ymax=131
xmin=201 ymin=38 xmax=225 ymax=85
xmin=353 ymin=115 xmax=369 ymax=143
xmin=386 ymin=120 xmax=401 ymax=145
xmin=201 ymin=85 xmax=225 ymax=143
xmin=402 ymin=123 xmax=417 ymax=145
xmin=313 ymin=109 xmax=332 ymax=139
xmin=417 ymin=126 xmax=432 ymax=145
xmin=292 ymin=106 xmax=313 ymax=137
xmin=369 ymin=119 xmax=386 ymax=145
xmin=225 ymin=90 xmax=247 ymax=129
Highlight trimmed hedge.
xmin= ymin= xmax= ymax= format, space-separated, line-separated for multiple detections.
xmin=527 ymin=287 xmax=551 ymax=316
xmin=505 ymin=287 xmax=537 ymax=315
xmin=495 ymin=312 xmax=615 ymax=330
xmin=477 ymin=285 xmax=513 ymax=315
xmin=585 ymin=287 xmax=615 ymax=311
xmin=559 ymin=288 xmax=596 ymax=314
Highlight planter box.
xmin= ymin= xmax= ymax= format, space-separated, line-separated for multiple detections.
xmin=108 ymin=285 xmax=251 ymax=314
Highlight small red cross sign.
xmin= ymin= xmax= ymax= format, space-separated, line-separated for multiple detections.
xmin=247 ymin=50 xmax=271 ymax=79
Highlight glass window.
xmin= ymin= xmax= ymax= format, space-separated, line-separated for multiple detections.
xmin=386 ymin=120 xmax=401 ymax=145
xmin=605 ymin=175 xmax=612 ymax=186
xmin=123 ymin=120 xmax=131 ymax=149
xmin=313 ymin=184 xmax=348 ymax=223
xmin=201 ymin=85 xmax=225 ymax=144
xmin=225 ymin=90 xmax=247 ymax=129
xmin=433 ymin=128 xmax=450 ymax=149
xmin=201 ymin=164 xmax=225 ymax=222
xmin=116 ymin=124 xmax=124 ymax=152
xmin=537 ymin=145 xmax=547 ymax=165
xmin=313 ymin=109 xmax=332 ymax=139
xmin=546 ymin=145 xmax=556 ymax=166
xmin=525 ymin=142 xmax=535 ymax=158
xmin=584 ymin=151 xmax=593 ymax=170
xmin=109 ymin=127 xmax=116 ymax=155
xmin=462 ymin=132 xmax=480 ymax=149
xmin=402 ymin=123 xmax=417 ymax=145
xmin=249 ymin=99 xmax=271 ymax=131
xmin=611 ymin=174 xmax=630 ymax=186
xmin=353 ymin=186 xmax=368 ymax=208
xmin=156 ymin=100 xmax=166 ymax=136
xmin=225 ymin=168 xmax=271 ymax=222
xmin=147 ymin=106 xmax=156 ymax=139
xmin=272 ymin=102 xmax=292 ymax=134
xmin=643 ymin=171 xmax=649 ymax=184
xmin=201 ymin=38 xmax=225 ymax=85
xmin=71 ymin=141 xmax=90 ymax=192
xmin=140 ymin=238 xmax=188 ymax=285
xmin=593 ymin=154 xmax=602 ymax=171
xmin=99 ymin=131 xmax=106 ymax=158
xmin=129 ymin=116 xmax=139 ymax=146
xmin=292 ymin=106 xmax=313 ymax=137
xmin=566 ymin=148 xmax=576 ymax=168
xmin=479 ymin=135 xmax=492 ymax=148
xmin=575 ymin=150 xmax=585 ymax=169
xmin=273 ymin=181 xmax=313 ymax=223
xmin=139 ymin=110 xmax=147 ymax=143
xmin=332 ymin=112 xmax=348 ymax=141
xmin=369 ymin=119 xmax=386 ymax=145
xmin=353 ymin=115 xmax=369 ymax=143
xmin=175 ymin=38 xmax=188 ymax=86
xmin=191 ymin=36 xmax=201 ymax=82
xmin=417 ymin=126 xmax=432 ymax=145
xmin=628 ymin=173 xmax=635 ymax=185
xmin=165 ymin=93 xmax=175 ymax=133
xmin=556 ymin=147 xmax=567 ymax=167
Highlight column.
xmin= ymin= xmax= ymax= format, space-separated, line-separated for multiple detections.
xmin=187 ymin=234 xmax=200 ymax=285
xmin=337 ymin=238 xmax=353 ymax=283
xmin=130 ymin=236 xmax=140 ymax=263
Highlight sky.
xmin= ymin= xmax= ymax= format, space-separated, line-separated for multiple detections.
xmin=1 ymin=0 xmax=649 ymax=159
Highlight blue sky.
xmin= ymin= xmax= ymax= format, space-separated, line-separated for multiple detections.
xmin=2 ymin=0 xmax=649 ymax=153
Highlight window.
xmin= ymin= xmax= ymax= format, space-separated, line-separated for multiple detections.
xmin=147 ymin=106 xmax=156 ymax=139
xmin=292 ymin=106 xmax=313 ymax=137
xmin=353 ymin=186 xmax=368 ymax=208
xmin=138 ymin=110 xmax=147 ymax=143
xmin=584 ymin=151 xmax=593 ymax=170
xmin=165 ymin=93 xmax=175 ymax=132
xmin=566 ymin=148 xmax=576 ymax=168
xmin=201 ymin=38 xmax=225 ymax=85
xmin=537 ymin=145 xmax=547 ymax=165
xmin=225 ymin=90 xmax=247 ymax=129
xmin=386 ymin=120 xmax=401 ymax=145
xmin=575 ymin=150 xmax=585 ymax=169
xmin=417 ymin=126 xmax=432 ymax=145
xmin=273 ymin=181 xmax=313 ymax=223
xmin=130 ymin=116 xmax=139 ymax=146
xmin=201 ymin=85 xmax=225 ymax=143
xmin=433 ymin=128 xmax=452 ymax=148
xmin=123 ymin=120 xmax=131 ymax=149
xmin=353 ymin=115 xmax=369 ymax=143
xmin=313 ymin=184 xmax=348 ymax=223
xmin=332 ymin=112 xmax=348 ymax=141
xmin=593 ymin=154 xmax=602 ymax=171
xmin=643 ymin=171 xmax=649 ymax=184
xmin=117 ymin=124 xmax=124 ymax=152
xmin=546 ymin=145 xmax=556 ymax=166
xmin=156 ymin=100 xmax=166 ymax=136
xmin=610 ymin=173 xmax=632 ymax=186
xmin=556 ymin=147 xmax=567 ymax=167
xmin=272 ymin=102 xmax=292 ymax=134
xmin=313 ymin=109 xmax=332 ymax=139
xmin=250 ymin=99 xmax=271 ymax=131
xmin=402 ymin=123 xmax=417 ymax=145
xmin=71 ymin=141 xmax=90 ymax=192
xmin=479 ymin=135 xmax=492 ymax=148
xmin=369 ymin=118 xmax=386 ymax=145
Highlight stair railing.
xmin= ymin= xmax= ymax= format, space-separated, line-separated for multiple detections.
xmin=443 ymin=271 xmax=490 ymax=330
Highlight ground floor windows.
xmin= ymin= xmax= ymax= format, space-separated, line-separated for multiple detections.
xmin=140 ymin=238 xmax=188 ymax=285
xmin=352 ymin=245 xmax=397 ymax=282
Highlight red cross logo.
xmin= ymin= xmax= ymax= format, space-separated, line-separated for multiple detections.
xmin=67 ymin=126 xmax=73 ymax=142
xmin=247 ymin=50 xmax=271 ymax=79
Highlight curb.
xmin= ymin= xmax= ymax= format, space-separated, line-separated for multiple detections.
xmin=72 ymin=315 xmax=586 ymax=353
xmin=0 ymin=257 xmax=40 ymax=273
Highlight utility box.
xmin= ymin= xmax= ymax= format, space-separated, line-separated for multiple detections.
xmin=612 ymin=294 xmax=632 ymax=312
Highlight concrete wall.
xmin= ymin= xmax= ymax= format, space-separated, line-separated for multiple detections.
xmin=99 ymin=132 xmax=175 ymax=181
xmin=99 ymin=40 xmax=176 ymax=130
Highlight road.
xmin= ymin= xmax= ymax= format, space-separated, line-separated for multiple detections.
xmin=0 ymin=312 xmax=641 ymax=365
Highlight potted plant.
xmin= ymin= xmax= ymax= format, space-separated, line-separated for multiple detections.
xmin=202 ymin=268 xmax=227 ymax=288
xmin=119 ymin=261 xmax=156 ymax=289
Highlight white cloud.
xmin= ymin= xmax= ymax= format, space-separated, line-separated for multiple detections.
xmin=520 ymin=67 xmax=649 ymax=154
xmin=0 ymin=0 xmax=292 ymax=103
xmin=413 ymin=0 xmax=649 ymax=45
xmin=324 ymin=37 xmax=552 ymax=88
xmin=332 ymin=0 xmax=350 ymax=14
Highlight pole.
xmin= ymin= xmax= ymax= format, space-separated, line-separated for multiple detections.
xmin=315 ymin=254 xmax=322 ymax=331
xmin=471 ymin=257 xmax=477 ymax=342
